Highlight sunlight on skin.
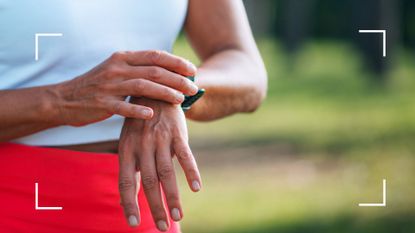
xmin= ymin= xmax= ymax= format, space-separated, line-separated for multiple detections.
xmin=174 ymin=39 xmax=415 ymax=233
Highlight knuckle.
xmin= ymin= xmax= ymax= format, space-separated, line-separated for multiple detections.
xmin=110 ymin=51 xmax=126 ymax=61
xmin=146 ymin=67 xmax=161 ymax=80
xmin=111 ymin=101 xmax=123 ymax=114
xmin=97 ymin=83 xmax=111 ymax=93
xmin=176 ymin=148 xmax=192 ymax=161
xmin=142 ymin=175 xmax=158 ymax=191
xmin=157 ymin=165 xmax=174 ymax=180
xmin=105 ymin=65 xmax=124 ymax=78
xmin=147 ymin=50 xmax=163 ymax=64
xmin=178 ymin=77 xmax=188 ymax=90
xmin=121 ymin=202 xmax=137 ymax=214
xmin=118 ymin=177 xmax=135 ymax=192
xmin=127 ymin=123 xmax=144 ymax=135
xmin=159 ymin=130 xmax=170 ymax=140
xmin=93 ymin=95 xmax=107 ymax=108
xmin=154 ymin=125 xmax=169 ymax=138
xmin=134 ymin=79 xmax=145 ymax=92
xmin=139 ymin=129 xmax=153 ymax=145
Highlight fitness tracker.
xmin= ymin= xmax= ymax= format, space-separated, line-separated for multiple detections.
xmin=181 ymin=76 xmax=205 ymax=112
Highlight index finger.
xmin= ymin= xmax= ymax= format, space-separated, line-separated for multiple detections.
xmin=122 ymin=50 xmax=197 ymax=77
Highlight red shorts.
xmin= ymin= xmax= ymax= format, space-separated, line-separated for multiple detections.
xmin=0 ymin=143 xmax=180 ymax=233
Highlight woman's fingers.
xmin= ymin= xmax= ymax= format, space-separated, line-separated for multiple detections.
xmin=156 ymin=138 xmax=182 ymax=222
xmin=106 ymin=101 xmax=154 ymax=120
xmin=118 ymin=50 xmax=197 ymax=77
xmin=173 ymin=137 xmax=202 ymax=192
xmin=124 ymin=66 xmax=198 ymax=96
xmin=113 ymin=79 xmax=185 ymax=104
xmin=139 ymin=139 xmax=170 ymax=232
xmin=118 ymin=134 xmax=141 ymax=227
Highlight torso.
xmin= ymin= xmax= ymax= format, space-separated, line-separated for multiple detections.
xmin=0 ymin=0 xmax=189 ymax=148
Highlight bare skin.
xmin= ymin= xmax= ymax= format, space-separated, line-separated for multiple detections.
xmin=0 ymin=0 xmax=267 ymax=232
xmin=0 ymin=50 xmax=198 ymax=141
xmin=117 ymin=1 xmax=267 ymax=231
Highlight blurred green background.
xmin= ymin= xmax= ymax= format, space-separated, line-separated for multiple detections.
xmin=174 ymin=1 xmax=415 ymax=232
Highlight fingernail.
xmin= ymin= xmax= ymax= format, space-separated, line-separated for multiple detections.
xmin=190 ymin=84 xmax=199 ymax=93
xmin=157 ymin=220 xmax=168 ymax=232
xmin=176 ymin=93 xmax=185 ymax=103
xmin=187 ymin=61 xmax=197 ymax=72
xmin=171 ymin=208 xmax=181 ymax=221
xmin=142 ymin=109 xmax=152 ymax=117
xmin=128 ymin=215 xmax=138 ymax=227
xmin=192 ymin=180 xmax=201 ymax=192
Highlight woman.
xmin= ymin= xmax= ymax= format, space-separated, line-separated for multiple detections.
xmin=0 ymin=0 xmax=267 ymax=232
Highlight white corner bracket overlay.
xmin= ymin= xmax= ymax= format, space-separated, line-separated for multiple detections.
xmin=358 ymin=30 xmax=387 ymax=57
xmin=34 ymin=33 xmax=63 ymax=61
xmin=35 ymin=182 xmax=63 ymax=210
xmin=358 ymin=179 xmax=387 ymax=207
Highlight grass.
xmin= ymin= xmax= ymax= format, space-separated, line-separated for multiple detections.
xmin=172 ymin=37 xmax=415 ymax=233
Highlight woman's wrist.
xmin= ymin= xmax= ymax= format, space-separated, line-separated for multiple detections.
xmin=39 ymin=83 xmax=67 ymax=127
xmin=184 ymin=98 xmax=207 ymax=120
xmin=131 ymin=97 xmax=181 ymax=114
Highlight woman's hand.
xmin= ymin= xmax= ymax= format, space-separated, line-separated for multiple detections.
xmin=118 ymin=98 xmax=202 ymax=231
xmin=55 ymin=50 xmax=198 ymax=126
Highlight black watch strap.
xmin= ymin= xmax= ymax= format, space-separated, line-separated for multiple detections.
xmin=181 ymin=76 xmax=205 ymax=112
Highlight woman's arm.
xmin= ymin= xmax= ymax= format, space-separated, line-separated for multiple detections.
xmin=185 ymin=0 xmax=268 ymax=121
xmin=117 ymin=1 xmax=267 ymax=229
xmin=0 ymin=51 xmax=198 ymax=142
xmin=0 ymin=86 xmax=61 ymax=141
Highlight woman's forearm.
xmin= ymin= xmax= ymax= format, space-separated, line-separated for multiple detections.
xmin=186 ymin=48 xmax=267 ymax=121
xmin=0 ymin=85 xmax=61 ymax=142
xmin=0 ymin=51 xmax=199 ymax=143
xmin=184 ymin=0 xmax=268 ymax=121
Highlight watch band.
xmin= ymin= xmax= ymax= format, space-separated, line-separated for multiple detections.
xmin=181 ymin=76 xmax=205 ymax=112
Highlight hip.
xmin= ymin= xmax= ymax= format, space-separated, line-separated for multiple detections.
xmin=0 ymin=143 xmax=180 ymax=233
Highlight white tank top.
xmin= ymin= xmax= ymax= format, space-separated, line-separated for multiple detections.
xmin=0 ymin=0 xmax=189 ymax=146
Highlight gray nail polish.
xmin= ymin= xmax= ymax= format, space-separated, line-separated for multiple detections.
xmin=157 ymin=220 xmax=168 ymax=231
xmin=171 ymin=208 xmax=181 ymax=221
xmin=128 ymin=215 xmax=138 ymax=227
xmin=192 ymin=180 xmax=201 ymax=191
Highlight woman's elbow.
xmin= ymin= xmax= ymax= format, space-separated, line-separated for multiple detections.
xmin=245 ymin=65 xmax=268 ymax=113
